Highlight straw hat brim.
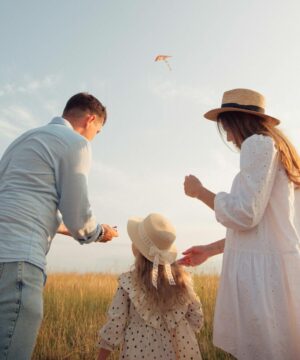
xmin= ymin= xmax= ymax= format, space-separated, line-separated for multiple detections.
xmin=127 ymin=217 xmax=177 ymax=265
xmin=204 ymin=107 xmax=280 ymax=126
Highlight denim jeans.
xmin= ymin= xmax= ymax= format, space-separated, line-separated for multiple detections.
xmin=0 ymin=262 xmax=44 ymax=360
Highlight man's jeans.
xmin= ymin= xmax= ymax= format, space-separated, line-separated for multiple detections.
xmin=0 ymin=262 xmax=44 ymax=360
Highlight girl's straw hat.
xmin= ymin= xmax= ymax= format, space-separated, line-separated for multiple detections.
xmin=204 ymin=88 xmax=280 ymax=126
xmin=127 ymin=213 xmax=177 ymax=288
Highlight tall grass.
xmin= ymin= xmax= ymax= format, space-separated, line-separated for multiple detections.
xmin=33 ymin=273 xmax=234 ymax=360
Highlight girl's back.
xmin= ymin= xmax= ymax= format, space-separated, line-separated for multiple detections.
xmin=98 ymin=213 xmax=204 ymax=360
xmin=99 ymin=270 xmax=203 ymax=360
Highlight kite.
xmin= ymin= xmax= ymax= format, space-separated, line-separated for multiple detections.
xmin=155 ymin=55 xmax=172 ymax=71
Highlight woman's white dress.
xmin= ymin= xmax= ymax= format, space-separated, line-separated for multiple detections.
xmin=214 ymin=134 xmax=300 ymax=360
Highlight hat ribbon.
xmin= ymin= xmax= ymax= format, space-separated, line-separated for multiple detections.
xmin=138 ymin=223 xmax=176 ymax=289
xmin=149 ymin=246 xmax=176 ymax=289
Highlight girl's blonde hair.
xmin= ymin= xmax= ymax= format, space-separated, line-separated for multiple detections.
xmin=133 ymin=251 xmax=195 ymax=312
xmin=217 ymin=112 xmax=300 ymax=186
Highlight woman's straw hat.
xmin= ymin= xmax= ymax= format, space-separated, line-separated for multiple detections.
xmin=127 ymin=213 xmax=177 ymax=288
xmin=204 ymin=88 xmax=280 ymax=126
xmin=127 ymin=213 xmax=177 ymax=265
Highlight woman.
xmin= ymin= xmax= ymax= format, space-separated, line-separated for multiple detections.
xmin=179 ymin=88 xmax=300 ymax=360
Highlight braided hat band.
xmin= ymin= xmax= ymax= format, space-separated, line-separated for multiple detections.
xmin=204 ymin=88 xmax=280 ymax=126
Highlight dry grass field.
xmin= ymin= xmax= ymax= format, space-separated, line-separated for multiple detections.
xmin=32 ymin=273 xmax=234 ymax=360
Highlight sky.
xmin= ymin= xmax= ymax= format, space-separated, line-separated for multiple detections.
xmin=1 ymin=0 xmax=300 ymax=274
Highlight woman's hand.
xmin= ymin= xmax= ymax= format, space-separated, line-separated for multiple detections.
xmin=184 ymin=175 xmax=203 ymax=198
xmin=178 ymin=240 xmax=225 ymax=267
xmin=177 ymin=245 xmax=211 ymax=266
xmin=184 ymin=175 xmax=216 ymax=210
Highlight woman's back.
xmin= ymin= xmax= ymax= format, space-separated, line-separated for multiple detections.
xmin=268 ymin=160 xmax=300 ymax=252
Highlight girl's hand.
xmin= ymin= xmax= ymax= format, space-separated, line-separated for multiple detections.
xmin=184 ymin=175 xmax=203 ymax=198
xmin=97 ymin=348 xmax=111 ymax=360
xmin=57 ymin=223 xmax=72 ymax=236
xmin=177 ymin=245 xmax=211 ymax=266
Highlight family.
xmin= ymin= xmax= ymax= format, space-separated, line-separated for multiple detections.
xmin=0 ymin=88 xmax=300 ymax=360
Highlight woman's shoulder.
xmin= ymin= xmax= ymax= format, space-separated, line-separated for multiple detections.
xmin=242 ymin=134 xmax=275 ymax=150
xmin=240 ymin=134 xmax=277 ymax=164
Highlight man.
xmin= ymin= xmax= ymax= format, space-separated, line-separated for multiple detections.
xmin=0 ymin=93 xmax=118 ymax=359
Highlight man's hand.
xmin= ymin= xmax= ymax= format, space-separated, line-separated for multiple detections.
xmin=184 ymin=175 xmax=203 ymax=198
xmin=99 ymin=224 xmax=119 ymax=243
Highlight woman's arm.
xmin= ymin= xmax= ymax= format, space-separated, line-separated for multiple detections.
xmin=178 ymin=239 xmax=225 ymax=266
xmin=185 ymin=136 xmax=279 ymax=231
xmin=214 ymin=136 xmax=279 ymax=230
xmin=184 ymin=175 xmax=216 ymax=210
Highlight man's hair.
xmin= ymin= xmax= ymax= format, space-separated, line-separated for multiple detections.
xmin=63 ymin=92 xmax=107 ymax=124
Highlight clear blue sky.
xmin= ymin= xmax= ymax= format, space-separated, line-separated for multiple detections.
xmin=1 ymin=0 xmax=300 ymax=273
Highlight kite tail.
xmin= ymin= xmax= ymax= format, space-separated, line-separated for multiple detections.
xmin=165 ymin=60 xmax=172 ymax=71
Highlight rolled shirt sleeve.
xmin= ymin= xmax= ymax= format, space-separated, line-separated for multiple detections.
xmin=214 ymin=135 xmax=279 ymax=231
xmin=56 ymin=139 xmax=101 ymax=243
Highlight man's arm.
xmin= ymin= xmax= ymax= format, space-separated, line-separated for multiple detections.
xmin=57 ymin=222 xmax=118 ymax=243
xmin=56 ymin=140 xmax=117 ymax=243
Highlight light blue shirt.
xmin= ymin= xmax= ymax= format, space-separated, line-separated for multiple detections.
xmin=0 ymin=117 xmax=101 ymax=272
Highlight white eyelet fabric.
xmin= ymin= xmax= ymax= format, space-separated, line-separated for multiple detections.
xmin=213 ymin=134 xmax=300 ymax=359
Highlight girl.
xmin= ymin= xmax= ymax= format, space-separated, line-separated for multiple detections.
xmin=97 ymin=213 xmax=203 ymax=359
xmin=180 ymin=88 xmax=300 ymax=359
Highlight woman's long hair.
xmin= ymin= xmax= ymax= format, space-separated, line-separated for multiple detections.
xmin=133 ymin=251 xmax=196 ymax=312
xmin=217 ymin=112 xmax=300 ymax=186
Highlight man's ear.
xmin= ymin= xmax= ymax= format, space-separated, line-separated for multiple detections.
xmin=84 ymin=114 xmax=95 ymax=128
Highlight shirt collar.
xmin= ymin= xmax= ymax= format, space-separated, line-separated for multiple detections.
xmin=49 ymin=117 xmax=74 ymax=130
